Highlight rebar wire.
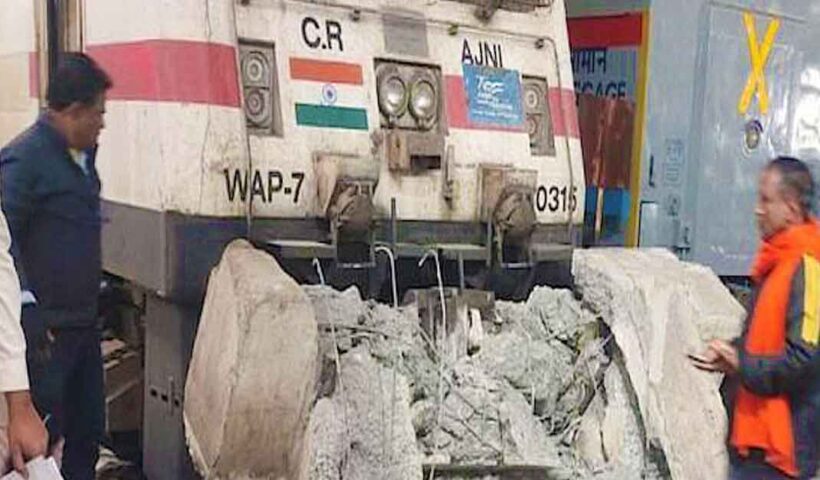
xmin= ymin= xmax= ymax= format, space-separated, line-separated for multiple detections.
xmin=312 ymin=258 xmax=326 ymax=286
xmin=375 ymin=246 xmax=399 ymax=308
xmin=317 ymin=288 xmax=350 ymax=463
xmin=419 ymin=249 xmax=448 ymax=470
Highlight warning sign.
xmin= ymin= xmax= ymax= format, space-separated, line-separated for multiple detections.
xmin=738 ymin=12 xmax=780 ymax=115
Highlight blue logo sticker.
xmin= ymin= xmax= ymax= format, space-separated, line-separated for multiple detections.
xmin=463 ymin=64 xmax=524 ymax=127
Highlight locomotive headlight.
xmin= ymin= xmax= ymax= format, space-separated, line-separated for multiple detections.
xmin=239 ymin=42 xmax=278 ymax=134
xmin=410 ymin=80 xmax=437 ymax=124
xmin=524 ymin=84 xmax=543 ymax=111
xmin=523 ymin=83 xmax=545 ymax=145
xmin=522 ymin=77 xmax=555 ymax=155
xmin=244 ymin=88 xmax=271 ymax=126
xmin=376 ymin=60 xmax=441 ymax=131
xmin=526 ymin=115 xmax=540 ymax=137
xmin=242 ymin=51 xmax=269 ymax=86
xmin=378 ymin=74 xmax=408 ymax=117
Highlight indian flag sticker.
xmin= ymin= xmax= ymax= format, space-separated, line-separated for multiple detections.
xmin=289 ymin=57 xmax=369 ymax=131
xmin=322 ymin=84 xmax=338 ymax=105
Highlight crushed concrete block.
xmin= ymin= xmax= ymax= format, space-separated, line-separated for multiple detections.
xmin=184 ymin=239 xmax=318 ymax=479
xmin=411 ymin=399 xmax=437 ymax=437
xmin=573 ymin=248 xmax=744 ymax=480
xmin=308 ymin=285 xmax=440 ymax=403
xmin=474 ymin=331 xmax=573 ymax=417
xmin=550 ymin=339 xmax=609 ymax=433
xmin=577 ymin=352 xmax=676 ymax=480
xmin=307 ymin=399 xmax=344 ymax=480
xmin=598 ymin=365 xmax=646 ymax=479
xmin=304 ymin=286 xmax=368 ymax=331
xmin=426 ymin=360 xmax=563 ymax=469
xmin=338 ymin=298 xmax=441 ymax=403
xmin=303 ymin=283 xmax=645 ymax=479
xmin=309 ymin=348 xmax=422 ymax=480
xmin=342 ymin=350 xmax=421 ymax=480
xmin=486 ymin=288 xmax=601 ymax=421
xmin=497 ymin=391 xmax=561 ymax=467
xmin=575 ymin=395 xmax=606 ymax=470
xmin=496 ymin=287 xmax=596 ymax=345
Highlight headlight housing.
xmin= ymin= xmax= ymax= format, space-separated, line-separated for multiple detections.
xmin=244 ymin=88 xmax=271 ymax=126
xmin=242 ymin=51 xmax=269 ymax=85
xmin=376 ymin=61 xmax=441 ymax=131
xmin=524 ymin=84 xmax=544 ymax=111
xmin=410 ymin=79 xmax=438 ymax=124
xmin=378 ymin=73 xmax=408 ymax=118
xmin=522 ymin=77 xmax=555 ymax=156
xmin=239 ymin=41 xmax=280 ymax=135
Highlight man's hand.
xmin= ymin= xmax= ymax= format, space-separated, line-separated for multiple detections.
xmin=5 ymin=391 xmax=47 ymax=475
xmin=689 ymin=339 xmax=739 ymax=374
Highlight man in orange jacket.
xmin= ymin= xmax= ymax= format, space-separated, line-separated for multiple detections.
xmin=692 ymin=156 xmax=819 ymax=479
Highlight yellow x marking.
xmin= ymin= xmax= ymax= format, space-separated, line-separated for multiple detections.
xmin=738 ymin=12 xmax=780 ymax=115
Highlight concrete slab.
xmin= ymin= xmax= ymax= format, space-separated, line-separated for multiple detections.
xmin=184 ymin=239 xmax=318 ymax=479
xmin=573 ymin=248 xmax=745 ymax=480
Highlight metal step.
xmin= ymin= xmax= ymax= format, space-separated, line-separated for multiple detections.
xmin=423 ymin=464 xmax=559 ymax=479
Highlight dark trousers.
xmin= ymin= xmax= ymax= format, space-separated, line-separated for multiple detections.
xmin=730 ymin=452 xmax=795 ymax=480
xmin=22 ymin=306 xmax=104 ymax=480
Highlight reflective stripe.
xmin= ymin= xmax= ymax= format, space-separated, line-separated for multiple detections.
xmin=801 ymin=255 xmax=819 ymax=345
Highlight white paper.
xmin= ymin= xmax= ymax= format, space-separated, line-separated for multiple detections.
xmin=1 ymin=457 xmax=62 ymax=480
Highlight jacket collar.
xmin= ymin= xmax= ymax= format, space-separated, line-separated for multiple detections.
xmin=35 ymin=113 xmax=70 ymax=153
xmin=34 ymin=113 xmax=98 ymax=177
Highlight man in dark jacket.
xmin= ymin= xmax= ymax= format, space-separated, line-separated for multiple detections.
xmin=0 ymin=53 xmax=111 ymax=480
xmin=692 ymin=157 xmax=819 ymax=479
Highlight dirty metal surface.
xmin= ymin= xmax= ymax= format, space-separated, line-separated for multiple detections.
xmin=423 ymin=464 xmax=559 ymax=479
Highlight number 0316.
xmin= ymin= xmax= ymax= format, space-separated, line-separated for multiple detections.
xmin=536 ymin=185 xmax=578 ymax=213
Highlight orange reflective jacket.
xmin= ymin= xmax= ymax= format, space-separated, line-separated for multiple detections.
xmin=732 ymin=220 xmax=820 ymax=478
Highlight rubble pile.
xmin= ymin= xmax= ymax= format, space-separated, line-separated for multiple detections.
xmin=304 ymin=284 xmax=660 ymax=480
xmin=185 ymin=244 xmax=744 ymax=480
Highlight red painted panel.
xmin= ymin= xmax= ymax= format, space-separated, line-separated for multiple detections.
xmin=86 ymin=40 xmax=241 ymax=107
xmin=548 ymin=87 xmax=580 ymax=138
xmin=445 ymin=75 xmax=470 ymax=129
xmin=567 ymin=13 xmax=643 ymax=48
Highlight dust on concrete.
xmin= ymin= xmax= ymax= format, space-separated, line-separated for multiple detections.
xmin=303 ymin=285 xmax=666 ymax=480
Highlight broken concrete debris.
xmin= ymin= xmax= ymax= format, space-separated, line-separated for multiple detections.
xmin=184 ymin=239 xmax=318 ymax=480
xmin=575 ymin=364 xmax=649 ymax=479
xmin=186 ymin=244 xmax=743 ymax=480
xmin=304 ymin=283 xmax=647 ymax=479
xmin=307 ymin=347 xmax=421 ymax=480
xmin=573 ymin=248 xmax=745 ymax=480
